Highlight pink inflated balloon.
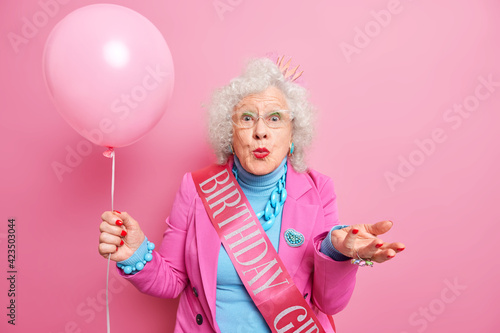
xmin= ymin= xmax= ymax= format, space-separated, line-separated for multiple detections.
xmin=43 ymin=4 xmax=174 ymax=148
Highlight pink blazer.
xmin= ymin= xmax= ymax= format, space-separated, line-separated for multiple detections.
xmin=117 ymin=160 xmax=358 ymax=332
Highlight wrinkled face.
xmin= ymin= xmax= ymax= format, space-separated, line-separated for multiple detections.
xmin=232 ymin=86 xmax=293 ymax=175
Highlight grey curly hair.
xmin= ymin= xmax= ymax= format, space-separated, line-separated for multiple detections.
xmin=206 ymin=57 xmax=316 ymax=172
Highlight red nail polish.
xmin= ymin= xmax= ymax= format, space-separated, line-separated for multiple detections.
xmin=397 ymin=248 xmax=405 ymax=252
xmin=115 ymin=220 xmax=123 ymax=226
xmin=120 ymin=240 xmax=124 ymax=246
xmin=352 ymin=229 xmax=359 ymax=234
xmin=388 ymin=254 xmax=395 ymax=258
xmin=116 ymin=245 xmax=119 ymax=251
xmin=375 ymin=243 xmax=383 ymax=248
xmin=114 ymin=210 xmax=121 ymax=214
xmin=121 ymin=230 xmax=127 ymax=237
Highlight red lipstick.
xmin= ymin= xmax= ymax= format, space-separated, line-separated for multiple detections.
xmin=253 ymin=147 xmax=270 ymax=159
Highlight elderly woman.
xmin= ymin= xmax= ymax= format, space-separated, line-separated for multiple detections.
xmin=98 ymin=57 xmax=405 ymax=332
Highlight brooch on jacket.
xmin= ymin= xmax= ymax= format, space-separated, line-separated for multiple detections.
xmin=284 ymin=228 xmax=304 ymax=247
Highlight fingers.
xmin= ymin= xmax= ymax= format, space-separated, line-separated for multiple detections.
xmin=98 ymin=242 xmax=118 ymax=258
xmin=357 ymin=238 xmax=384 ymax=259
xmin=99 ymin=219 xmax=126 ymax=247
xmin=379 ymin=241 xmax=406 ymax=252
xmin=368 ymin=242 xmax=406 ymax=263
xmin=99 ymin=230 xmax=124 ymax=247
xmin=354 ymin=241 xmax=395 ymax=264
xmin=101 ymin=210 xmax=124 ymax=227
xmin=369 ymin=248 xmax=395 ymax=263
xmin=342 ymin=221 xmax=404 ymax=264
xmin=351 ymin=235 xmax=405 ymax=264
xmin=99 ymin=210 xmax=129 ymax=261
xmin=100 ymin=210 xmax=131 ymax=241
xmin=99 ymin=221 xmax=124 ymax=237
xmin=111 ymin=210 xmax=137 ymax=229
xmin=364 ymin=220 xmax=393 ymax=236
xmin=99 ymin=210 xmax=145 ymax=261
xmin=362 ymin=221 xmax=405 ymax=263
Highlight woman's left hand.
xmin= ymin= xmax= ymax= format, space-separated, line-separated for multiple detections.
xmin=330 ymin=221 xmax=405 ymax=263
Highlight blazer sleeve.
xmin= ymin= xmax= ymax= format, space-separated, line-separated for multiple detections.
xmin=310 ymin=173 xmax=358 ymax=315
xmin=114 ymin=173 xmax=196 ymax=299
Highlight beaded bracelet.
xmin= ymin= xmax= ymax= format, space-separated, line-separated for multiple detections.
xmin=117 ymin=241 xmax=155 ymax=274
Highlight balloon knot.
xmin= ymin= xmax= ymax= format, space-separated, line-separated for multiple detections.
xmin=103 ymin=147 xmax=115 ymax=158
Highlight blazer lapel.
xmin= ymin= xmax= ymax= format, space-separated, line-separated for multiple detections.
xmin=278 ymin=162 xmax=319 ymax=279
xmin=194 ymin=197 xmax=221 ymax=329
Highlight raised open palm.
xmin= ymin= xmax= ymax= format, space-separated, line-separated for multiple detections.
xmin=331 ymin=221 xmax=405 ymax=263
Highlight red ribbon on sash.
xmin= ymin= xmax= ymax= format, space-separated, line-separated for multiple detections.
xmin=192 ymin=163 xmax=327 ymax=333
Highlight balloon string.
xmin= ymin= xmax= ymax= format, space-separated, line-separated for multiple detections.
xmin=103 ymin=147 xmax=115 ymax=333
xmin=107 ymin=252 xmax=111 ymax=333
xmin=111 ymin=148 xmax=115 ymax=211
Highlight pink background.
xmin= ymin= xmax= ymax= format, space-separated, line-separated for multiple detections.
xmin=1 ymin=0 xmax=499 ymax=332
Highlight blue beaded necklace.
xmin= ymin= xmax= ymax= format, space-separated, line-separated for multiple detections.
xmin=232 ymin=162 xmax=288 ymax=231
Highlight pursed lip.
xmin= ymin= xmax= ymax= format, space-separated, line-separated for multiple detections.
xmin=253 ymin=147 xmax=270 ymax=159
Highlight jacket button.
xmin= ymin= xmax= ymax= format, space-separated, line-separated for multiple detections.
xmin=192 ymin=287 xmax=199 ymax=297
xmin=196 ymin=314 xmax=203 ymax=325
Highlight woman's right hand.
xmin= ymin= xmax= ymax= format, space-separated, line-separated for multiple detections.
xmin=98 ymin=210 xmax=145 ymax=262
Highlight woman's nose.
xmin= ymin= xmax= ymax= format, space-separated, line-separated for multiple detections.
xmin=253 ymin=117 xmax=268 ymax=139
